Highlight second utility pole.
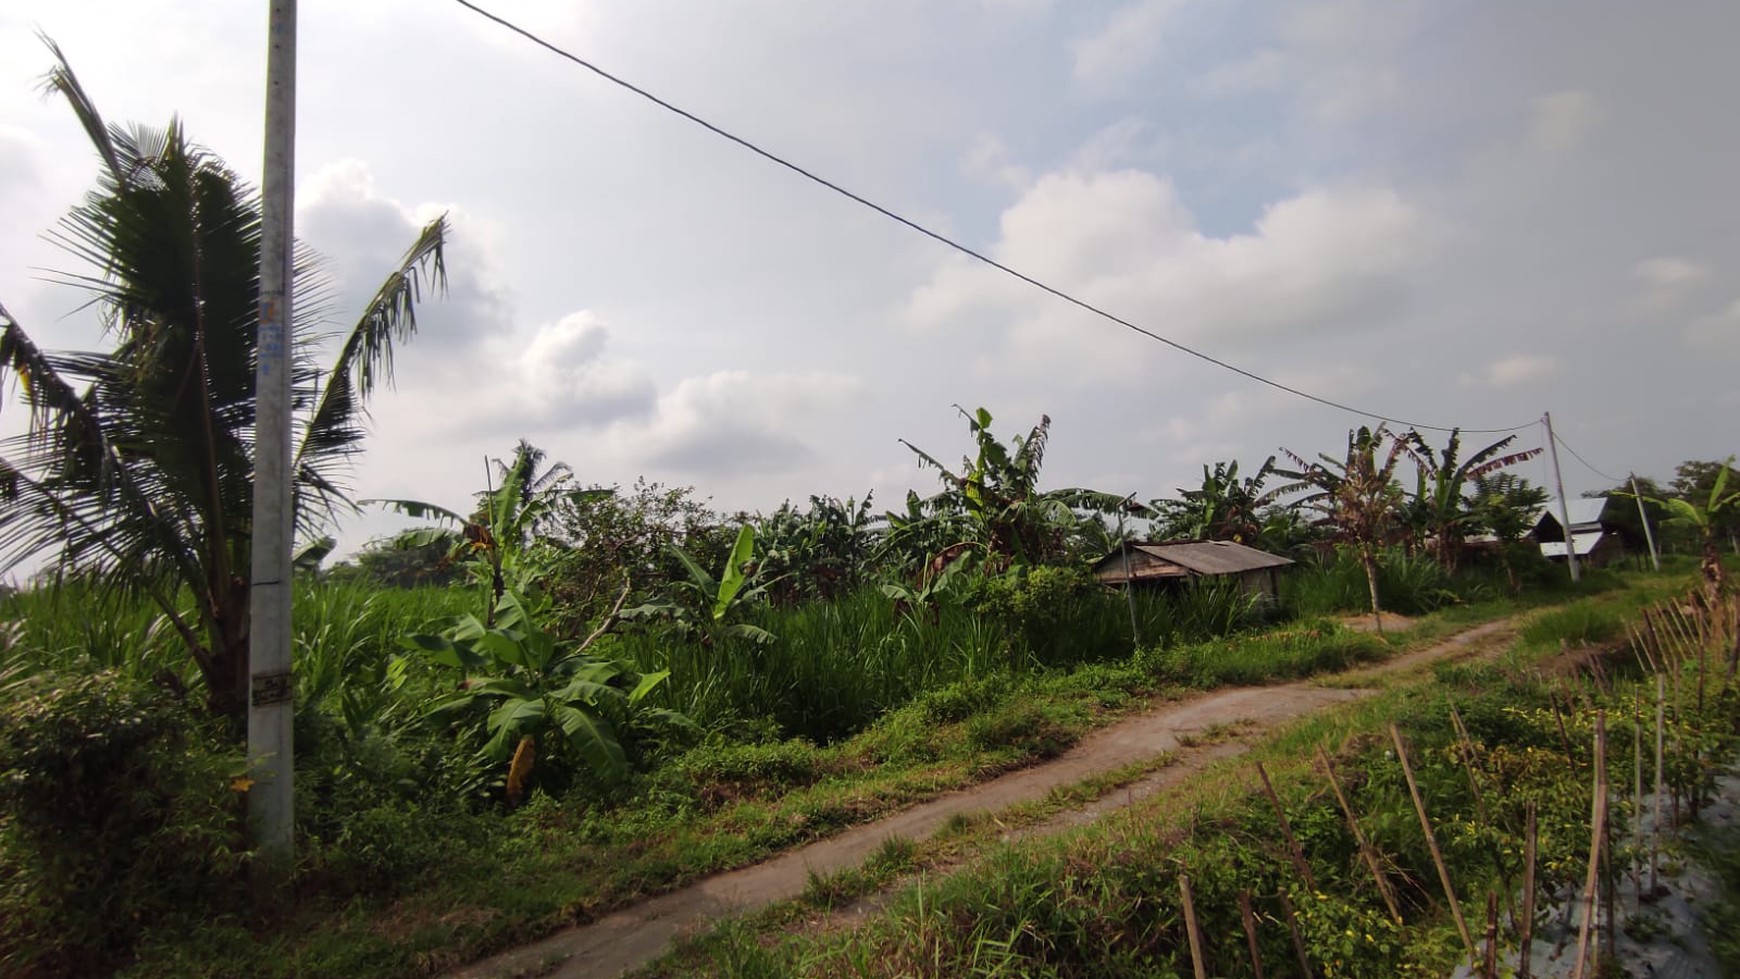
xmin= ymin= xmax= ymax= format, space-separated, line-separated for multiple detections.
xmin=1543 ymin=412 xmax=1580 ymax=583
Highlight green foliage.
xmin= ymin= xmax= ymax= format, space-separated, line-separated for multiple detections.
xmin=0 ymin=671 xmax=245 ymax=976
xmin=1149 ymin=456 xmax=1292 ymax=544
xmin=411 ymin=586 xmax=675 ymax=791
xmin=1396 ymin=429 xmax=1543 ymax=572
xmin=545 ymin=478 xmax=719 ymax=628
xmin=326 ymin=534 xmax=462 ymax=588
xmin=628 ymin=524 xmax=777 ymax=646
xmin=383 ymin=450 xmax=686 ymax=798
xmin=893 ymin=405 xmax=1126 ymax=573
xmin=754 ymin=494 xmax=876 ymax=606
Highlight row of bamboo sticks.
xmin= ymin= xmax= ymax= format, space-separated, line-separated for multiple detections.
xmin=1169 ymin=587 xmax=1735 ymax=979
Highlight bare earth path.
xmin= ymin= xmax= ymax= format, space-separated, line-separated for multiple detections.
xmin=448 ymin=617 xmax=1519 ymax=979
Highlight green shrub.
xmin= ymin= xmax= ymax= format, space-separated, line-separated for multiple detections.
xmin=0 ymin=671 xmax=245 ymax=977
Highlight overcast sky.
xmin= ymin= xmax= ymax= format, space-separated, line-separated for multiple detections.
xmin=2 ymin=0 xmax=1736 ymax=557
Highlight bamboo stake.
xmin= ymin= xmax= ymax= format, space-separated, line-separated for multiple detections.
xmin=1237 ymin=889 xmax=1267 ymax=979
xmin=1277 ymin=889 xmax=1314 ymax=979
xmin=1632 ymin=691 xmax=1644 ymax=906
xmin=1390 ymin=724 xmax=1476 ymax=960
xmin=1651 ymin=674 xmax=1664 ymax=893
xmin=1670 ymin=646 xmax=1684 ymax=825
xmin=1666 ymin=600 xmax=1708 ymax=813
xmin=1316 ymin=745 xmax=1403 ymax=923
xmin=1482 ymin=892 xmax=1500 ymax=979
xmin=1180 ymin=874 xmax=1207 ymax=979
xmin=1570 ymin=712 xmax=1608 ymax=979
xmin=1665 ymin=599 xmax=1708 ymax=714
xmin=1256 ymin=762 xmax=1317 ymax=893
xmin=1520 ymin=803 xmax=1537 ymax=979
xmin=1602 ymin=769 xmax=1617 ymax=964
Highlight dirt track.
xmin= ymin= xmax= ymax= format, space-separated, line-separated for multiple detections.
xmin=447 ymin=617 xmax=1519 ymax=979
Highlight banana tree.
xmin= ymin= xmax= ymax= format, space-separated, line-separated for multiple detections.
xmin=625 ymin=525 xmax=776 ymax=646
xmin=368 ymin=441 xmax=604 ymax=626
xmin=1396 ymin=429 xmax=1543 ymax=573
xmin=408 ymin=585 xmax=676 ymax=797
xmin=897 ymin=406 xmax=1125 ymax=572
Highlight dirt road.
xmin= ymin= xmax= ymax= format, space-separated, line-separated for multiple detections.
xmin=447 ymin=617 xmax=1518 ymax=979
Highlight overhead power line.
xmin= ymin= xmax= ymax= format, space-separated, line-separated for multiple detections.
xmin=449 ymin=0 xmax=1536 ymax=436
xmin=1552 ymin=432 xmax=1625 ymax=484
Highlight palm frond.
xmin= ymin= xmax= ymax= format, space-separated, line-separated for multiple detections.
xmin=36 ymin=33 xmax=122 ymax=182
xmin=293 ymin=216 xmax=447 ymax=517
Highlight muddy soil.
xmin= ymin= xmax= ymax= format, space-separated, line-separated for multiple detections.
xmin=447 ymin=618 xmax=1519 ymax=979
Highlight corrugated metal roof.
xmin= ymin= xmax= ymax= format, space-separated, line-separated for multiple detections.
xmin=1536 ymin=497 xmax=1611 ymax=532
xmin=1541 ymin=531 xmax=1606 ymax=559
xmin=1096 ymin=540 xmax=1294 ymax=577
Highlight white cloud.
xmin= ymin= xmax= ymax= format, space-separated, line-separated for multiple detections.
xmin=1459 ymin=354 xmax=1562 ymax=388
xmin=1072 ymin=0 xmax=1190 ymax=89
xmin=906 ymin=168 xmax=1429 ymax=382
xmin=621 ymin=370 xmax=865 ymax=476
xmin=466 ymin=312 xmax=658 ymax=431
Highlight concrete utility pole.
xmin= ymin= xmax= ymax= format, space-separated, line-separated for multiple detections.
xmin=248 ymin=0 xmax=297 ymax=873
xmin=1542 ymin=412 xmax=1580 ymax=583
xmin=1630 ymin=475 xmax=1661 ymax=572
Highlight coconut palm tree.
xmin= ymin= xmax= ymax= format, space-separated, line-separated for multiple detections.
xmin=1151 ymin=456 xmax=1289 ymax=544
xmin=0 ymin=45 xmax=448 ymax=717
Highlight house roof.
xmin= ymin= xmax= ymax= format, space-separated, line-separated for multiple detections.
xmin=1536 ymin=497 xmax=1611 ymax=532
xmin=1092 ymin=540 xmax=1294 ymax=579
xmin=1541 ymin=531 xmax=1607 ymax=559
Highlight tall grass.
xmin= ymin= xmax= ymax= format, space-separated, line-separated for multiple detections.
xmin=622 ymin=579 xmax=1269 ymax=743
xmin=1281 ymin=548 xmax=1506 ymax=617
xmin=0 ymin=579 xmax=470 ymax=712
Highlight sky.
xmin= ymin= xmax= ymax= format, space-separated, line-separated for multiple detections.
xmin=2 ymin=0 xmax=1736 ymax=560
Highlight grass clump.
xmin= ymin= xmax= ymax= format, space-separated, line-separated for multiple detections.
xmin=1136 ymin=621 xmax=1388 ymax=688
xmin=1519 ymin=601 xmax=1626 ymax=650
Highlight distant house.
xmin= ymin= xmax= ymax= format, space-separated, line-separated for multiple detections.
xmin=1535 ymin=497 xmax=1627 ymax=567
xmin=1090 ymin=540 xmax=1294 ymax=603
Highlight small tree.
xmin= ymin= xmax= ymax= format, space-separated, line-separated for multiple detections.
xmin=1471 ymin=473 xmax=1549 ymax=593
xmin=1281 ymin=426 xmax=1407 ymax=631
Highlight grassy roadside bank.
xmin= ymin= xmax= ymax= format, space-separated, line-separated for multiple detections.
xmin=107 ymin=572 xmax=1673 ymax=979
xmin=639 ymin=573 xmax=1732 ymax=978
